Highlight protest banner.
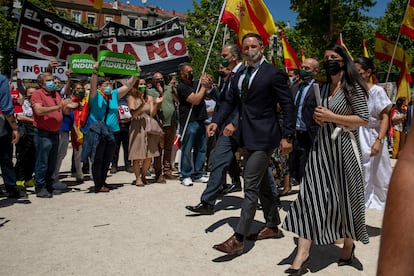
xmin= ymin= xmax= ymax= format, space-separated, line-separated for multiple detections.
xmin=16 ymin=2 xmax=188 ymax=76
xmin=17 ymin=58 xmax=67 ymax=80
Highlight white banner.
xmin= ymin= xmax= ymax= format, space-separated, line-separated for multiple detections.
xmin=17 ymin=59 xmax=68 ymax=80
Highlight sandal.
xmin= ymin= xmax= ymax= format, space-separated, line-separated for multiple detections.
xmin=134 ymin=179 xmax=145 ymax=187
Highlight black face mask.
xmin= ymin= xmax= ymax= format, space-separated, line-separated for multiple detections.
xmin=324 ymin=60 xmax=342 ymax=76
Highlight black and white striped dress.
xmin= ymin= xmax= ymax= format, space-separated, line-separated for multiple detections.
xmin=283 ymin=82 xmax=370 ymax=245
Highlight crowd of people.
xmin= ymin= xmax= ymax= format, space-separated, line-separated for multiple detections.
xmin=0 ymin=32 xmax=412 ymax=275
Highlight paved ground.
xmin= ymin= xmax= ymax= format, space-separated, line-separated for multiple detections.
xmin=0 ymin=149 xmax=392 ymax=275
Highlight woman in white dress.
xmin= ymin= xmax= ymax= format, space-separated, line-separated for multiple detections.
xmin=354 ymin=57 xmax=392 ymax=210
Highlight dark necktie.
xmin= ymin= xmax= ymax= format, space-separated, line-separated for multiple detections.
xmin=295 ymin=83 xmax=306 ymax=114
xmin=241 ymin=67 xmax=253 ymax=102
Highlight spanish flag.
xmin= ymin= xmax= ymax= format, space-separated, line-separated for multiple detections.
xmin=301 ymin=49 xmax=306 ymax=62
xmin=221 ymin=0 xmax=277 ymax=47
xmin=89 ymin=0 xmax=103 ymax=10
xmin=280 ymin=30 xmax=301 ymax=70
xmin=363 ymin=39 xmax=369 ymax=58
xmin=374 ymin=32 xmax=405 ymax=67
xmin=401 ymin=0 xmax=414 ymax=39
xmin=397 ymin=53 xmax=412 ymax=101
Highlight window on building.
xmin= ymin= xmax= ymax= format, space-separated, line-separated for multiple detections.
xmin=142 ymin=19 xmax=148 ymax=29
xmin=72 ymin=11 xmax=81 ymax=23
xmin=129 ymin=18 xmax=136 ymax=28
xmin=87 ymin=14 xmax=95 ymax=25
xmin=105 ymin=16 xmax=113 ymax=24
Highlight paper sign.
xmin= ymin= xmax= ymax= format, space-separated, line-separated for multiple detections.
xmin=70 ymin=54 xmax=96 ymax=74
xmin=98 ymin=51 xmax=140 ymax=76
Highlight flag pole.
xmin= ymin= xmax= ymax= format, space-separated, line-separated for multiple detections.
xmin=180 ymin=0 xmax=227 ymax=141
xmin=385 ymin=0 xmax=411 ymax=82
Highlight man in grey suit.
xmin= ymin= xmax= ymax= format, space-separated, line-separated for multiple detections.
xmin=208 ymin=33 xmax=296 ymax=255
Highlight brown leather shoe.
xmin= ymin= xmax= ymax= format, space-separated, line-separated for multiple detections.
xmin=213 ymin=235 xmax=243 ymax=255
xmin=163 ymin=173 xmax=177 ymax=180
xmin=247 ymin=226 xmax=284 ymax=241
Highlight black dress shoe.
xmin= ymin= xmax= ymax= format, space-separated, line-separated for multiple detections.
xmin=285 ymin=257 xmax=310 ymax=275
xmin=338 ymin=243 xmax=355 ymax=266
xmin=185 ymin=203 xmax=214 ymax=215
xmin=227 ymin=183 xmax=242 ymax=193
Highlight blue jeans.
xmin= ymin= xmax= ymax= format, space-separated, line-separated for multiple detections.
xmin=0 ymin=131 xmax=18 ymax=192
xmin=180 ymin=121 xmax=207 ymax=179
xmin=34 ymin=128 xmax=59 ymax=192
xmin=201 ymin=135 xmax=239 ymax=205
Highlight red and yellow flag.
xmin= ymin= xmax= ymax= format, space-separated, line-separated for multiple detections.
xmin=89 ymin=0 xmax=103 ymax=10
xmin=336 ymin=33 xmax=353 ymax=60
xmin=374 ymin=32 xmax=405 ymax=67
xmin=397 ymin=53 xmax=412 ymax=100
xmin=280 ymin=30 xmax=300 ymax=70
xmin=300 ymin=49 xmax=306 ymax=63
xmin=401 ymin=0 xmax=414 ymax=39
xmin=221 ymin=0 xmax=277 ymax=47
xmin=362 ymin=39 xmax=369 ymax=58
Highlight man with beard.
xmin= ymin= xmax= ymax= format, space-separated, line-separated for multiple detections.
xmin=185 ymin=44 xmax=243 ymax=215
xmin=208 ymin=33 xmax=296 ymax=254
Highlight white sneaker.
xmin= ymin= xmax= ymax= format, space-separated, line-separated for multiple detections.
xmin=181 ymin=178 xmax=193 ymax=186
xmin=53 ymin=181 xmax=67 ymax=190
xmin=193 ymin=176 xmax=209 ymax=183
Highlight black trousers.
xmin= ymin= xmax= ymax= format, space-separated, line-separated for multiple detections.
xmin=92 ymin=139 xmax=116 ymax=190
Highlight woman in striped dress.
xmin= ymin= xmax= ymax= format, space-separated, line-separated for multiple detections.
xmin=282 ymin=45 xmax=369 ymax=275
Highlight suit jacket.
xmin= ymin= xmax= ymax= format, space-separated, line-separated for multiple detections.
xmin=212 ymin=61 xmax=295 ymax=151
xmin=291 ymin=80 xmax=319 ymax=141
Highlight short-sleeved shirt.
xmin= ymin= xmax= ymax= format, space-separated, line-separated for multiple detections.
xmin=30 ymin=88 xmax=63 ymax=132
xmin=147 ymin=85 xmax=177 ymax=127
xmin=177 ymin=80 xmax=207 ymax=124
xmin=89 ymin=89 xmax=120 ymax=132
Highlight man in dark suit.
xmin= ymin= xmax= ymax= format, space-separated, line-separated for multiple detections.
xmin=285 ymin=58 xmax=320 ymax=195
xmin=208 ymin=33 xmax=296 ymax=255
xmin=185 ymin=44 xmax=244 ymax=215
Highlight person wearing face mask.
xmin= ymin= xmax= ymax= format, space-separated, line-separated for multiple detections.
xmin=185 ymin=44 xmax=243 ymax=215
xmin=176 ymin=62 xmax=213 ymax=186
xmin=15 ymin=86 xmax=37 ymax=192
xmin=288 ymin=68 xmax=300 ymax=87
xmin=208 ymin=33 xmax=295 ymax=254
xmin=287 ymin=58 xmax=320 ymax=196
xmin=31 ymin=72 xmax=72 ymax=198
xmin=282 ymin=45 xmax=369 ymax=275
xmin=147 ymin=71 xmax=179 ymax=183
xmin=81 ymin=63 xmax=139 ymax=193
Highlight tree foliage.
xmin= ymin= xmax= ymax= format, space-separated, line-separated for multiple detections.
xmin=184 ymin=0 xmax=227 ymax=79
xmin=0 ymin=0 xmax=54 ymax=76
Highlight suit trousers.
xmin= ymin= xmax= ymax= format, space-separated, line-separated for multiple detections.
xmin=201 ymin=134 xmax=240 ymax=206
xmin=235 ymin=149 xmax=281 ymax=236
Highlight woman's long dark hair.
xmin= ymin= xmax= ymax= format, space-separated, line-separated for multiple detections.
xmin=325 ymin=44 xmax=368 ymax=100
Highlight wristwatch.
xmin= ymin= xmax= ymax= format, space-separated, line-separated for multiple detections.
xmin=376 ymin=136 xmax=385 ymax=144
xmin=283 ymin=134 xmax=294 ymax=143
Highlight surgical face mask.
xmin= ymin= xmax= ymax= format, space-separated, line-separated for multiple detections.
xmin=45 ymin=81 xmax=55 ymax=92
xmin=299 ymin=69 xmax=313 ymax=80
xmin=103 ymin=86 xmax=112 ymax=95
xmin=187 ymin=72 xmax=194 ymax=81
xmin=75 ymin=89 xmax=85 ymax=98
xmin=245 ymin=49 xmax=262 ymax=63
xmin=54 ymin=83 xmax=62 ymax=91
xmin=323 ymin=60 xmax=342 ymax=76
xmin=220 ymin=57 xmax=230 ymax=67
xmin=138 ymin=85 xmax=146 ymax=93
